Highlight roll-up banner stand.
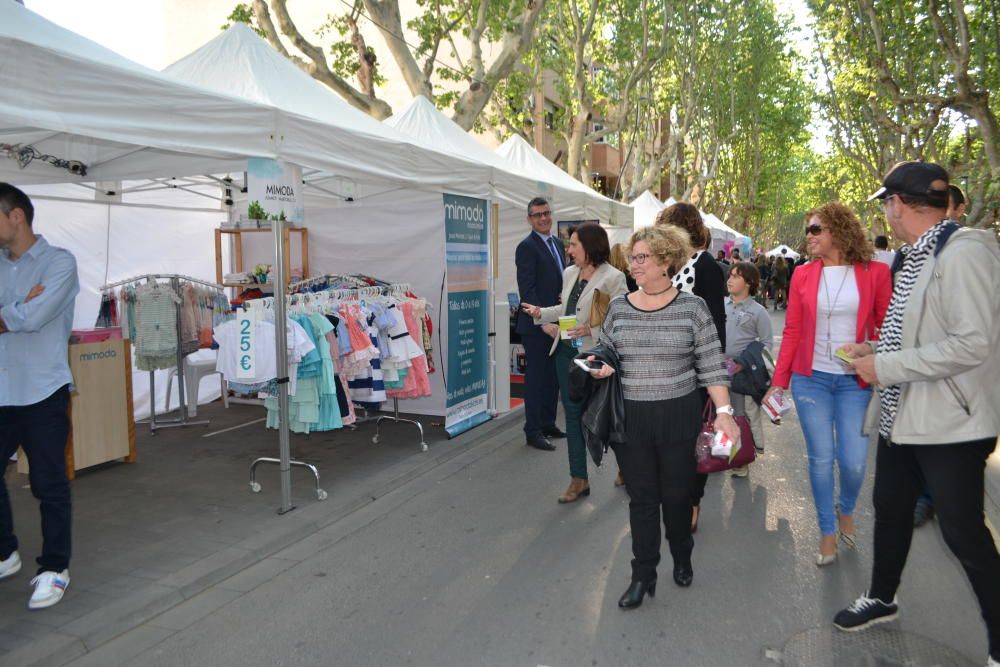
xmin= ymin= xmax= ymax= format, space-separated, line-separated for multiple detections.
xmin=443 ymin=194 xmax=492 ymax=437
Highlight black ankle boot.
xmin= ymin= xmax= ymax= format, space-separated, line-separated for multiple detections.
xmin=673 ymin=558 xmax=693 ymax=587
xmin=618 ymin=579 xmax=656 ymax=609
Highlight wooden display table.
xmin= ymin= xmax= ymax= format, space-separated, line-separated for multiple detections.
xmin=18 ymin=338 xmax=137 ymax=480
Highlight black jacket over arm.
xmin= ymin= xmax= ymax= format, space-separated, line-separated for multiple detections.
xmin=568 ymin=344 xmax=625 ymax=466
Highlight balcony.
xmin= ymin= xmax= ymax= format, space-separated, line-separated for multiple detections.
xmin=590 ymin=143 xmax=622 ymax=178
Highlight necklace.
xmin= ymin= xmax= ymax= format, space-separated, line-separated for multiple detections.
xmin=821 ymin=266 xmax=851 ymax=359
xmin=641 ymin=284 xmax=673 ymax=296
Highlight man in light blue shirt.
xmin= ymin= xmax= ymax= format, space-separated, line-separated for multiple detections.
xmin=0 ymin=183 xmax=79 ymax=610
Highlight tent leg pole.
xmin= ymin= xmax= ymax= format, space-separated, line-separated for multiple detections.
xmin=273 ymin=217 xmax=295 ymax=514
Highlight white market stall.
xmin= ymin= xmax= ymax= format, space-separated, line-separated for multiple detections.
xmin=767 ymin=244 xmax=801 ymax=260
xmin=0 ymin=2 xmax=502 ymax=507
xmin=630 ymin=190 xmax=665 ymax=229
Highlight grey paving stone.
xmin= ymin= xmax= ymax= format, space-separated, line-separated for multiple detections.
xmin=63 ymin=625 xmax=176 ymax=667
xmin=147 ymin=588 xmax=244 ymax=631
xmin=61 ymin=585 xmax=182 ymax=649
xmin=214 ymin=557 xmax=299 ymax=593
xmin=0 ymin=631 xmax=83 ymax=667
xmin=155 ymin=547 xmax=257 ymax=597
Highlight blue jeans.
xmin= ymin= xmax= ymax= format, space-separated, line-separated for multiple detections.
xmin=791 ymin=371 xmax=872 ymax=536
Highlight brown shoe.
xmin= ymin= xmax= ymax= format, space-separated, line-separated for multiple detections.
xmin=614 ymin=470 xmax=626 ymax=487
xmin=558 ymin=478 xmax=591 ymax=504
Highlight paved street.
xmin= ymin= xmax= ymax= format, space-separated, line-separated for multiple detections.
xmin=3 ymin=309 xmax=998 ymax=667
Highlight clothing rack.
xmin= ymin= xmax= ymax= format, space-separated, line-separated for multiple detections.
xmin=287 ymin=273 xmax=411 ymax=295
xmin=284 ymin=283 xmax=427 ymax=452
xmin=101 ymin=274 xmax=224 ymax=434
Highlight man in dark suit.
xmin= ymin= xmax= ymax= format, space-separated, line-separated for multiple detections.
xmin=515 ymin=197 xmax=565 ymax=451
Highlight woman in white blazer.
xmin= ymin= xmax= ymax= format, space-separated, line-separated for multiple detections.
xmin=521 ymin=223 xmax=628 ymax=503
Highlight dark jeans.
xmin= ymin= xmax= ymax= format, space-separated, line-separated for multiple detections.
xmin=869 ymin=436 xmax=999 ymax=656
xmin=0 ymin=386 xmax=72 ymax=574
xmin=521 ymin=332 xmax=559 ymax=438
xmin=554 ymin=343 xmax=587 ymax=479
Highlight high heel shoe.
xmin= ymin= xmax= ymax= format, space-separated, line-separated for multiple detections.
xmin=618 ymin=579 xmax=656 ymax=609
xmin=815 ymin=550 xmax=838 ymax=566
xmin=838 ymin=530 xmax=857 ymax=550
xmin=673 ymin=559 xmax=693 ymax=587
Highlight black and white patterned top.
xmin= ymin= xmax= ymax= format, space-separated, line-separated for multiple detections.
xmin=877 ymin=220 xmax=950 ymax=439
xmin=598 ymin=292 xmax=729 ymax=402
xmin=672 ymin=251 xmax=703 ymax=293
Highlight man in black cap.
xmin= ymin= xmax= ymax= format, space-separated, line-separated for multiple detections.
xmin=830 ymin=161 xmax=1000 ymax=667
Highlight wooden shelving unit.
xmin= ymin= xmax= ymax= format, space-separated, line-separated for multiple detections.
xmin=215 ymin=226 xmax=309 ymax=294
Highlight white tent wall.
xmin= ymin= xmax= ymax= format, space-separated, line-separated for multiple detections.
xmin=26 ymin=193 xmax=228 ymax=421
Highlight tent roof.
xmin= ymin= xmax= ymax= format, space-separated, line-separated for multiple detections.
xmin=385 ymin=96 xmax=515 ymax=171
xmin=164 ymin=24 xmax=413 ymax=147
xmin=0 ymin=3 xmax=488 ymax=193
xmin=767 ymin=244 xmax=800 ymax=259
xmin=629 ymin=190 xmax=664 ymax=229
xmin=703 ymin=212 xmax=749 ymax=241
xmin=496 ymin=135 xmax=595 ymax=197
xmin=495 ymin=135 xmax=632 ymax=225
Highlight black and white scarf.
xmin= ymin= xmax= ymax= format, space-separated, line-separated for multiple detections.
xmin=877 ymin=221 xmax=950 ymax=438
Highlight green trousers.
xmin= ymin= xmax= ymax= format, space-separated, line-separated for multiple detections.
xmin=555 ymin=342 xmax=588 ymax=480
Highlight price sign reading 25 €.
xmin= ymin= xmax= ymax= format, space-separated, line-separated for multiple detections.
xmin=236 ymin=309 xmax=257 ymax=380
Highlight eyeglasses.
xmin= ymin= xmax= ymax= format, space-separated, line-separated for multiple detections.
xmin=528 ymin=210 xmax=552 ymax=219
xmin=878 ymin=194 xmax=898 ymax=209
xmin=805 ymin=223 xmax=825 ymax=236
xmin=627 ymin=253 xmax=652 ymax=265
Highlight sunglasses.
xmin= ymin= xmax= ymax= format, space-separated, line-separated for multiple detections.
xmin=528 ymin=210 xmax=552 ymax=219
xmin=805 ymin=223 xmax=825 ymax=236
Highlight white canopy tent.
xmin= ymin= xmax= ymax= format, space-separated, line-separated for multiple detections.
xmin=495 ymin=135 xmax=632 ymax=229
xmin=767 ymin=244 xmax=801 ymax=260
xmin=629 ymin=190 xmax=665 ymax=229
xmin=0 ymin=2 xmax=514 ymax=506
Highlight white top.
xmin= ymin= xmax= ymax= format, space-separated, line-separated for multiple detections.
xmin=672 ymin=251 xmax=704 ymax=294
xmin=214 ymin=318 xmax=315 ymax=386
xmin=873 ymin=249 xmax=896 ymax=267
xmin=812 ymin=266 xmax=859 ymax=374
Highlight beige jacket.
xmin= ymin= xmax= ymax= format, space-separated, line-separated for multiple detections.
xmin=864 ymin=228 xmax=1000 ymax=444
xmin=535 ymin=262 xmax=628 ymax=356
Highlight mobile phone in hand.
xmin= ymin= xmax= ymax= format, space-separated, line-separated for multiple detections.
xmin=573 ymin=358 xmax=603 ymax=372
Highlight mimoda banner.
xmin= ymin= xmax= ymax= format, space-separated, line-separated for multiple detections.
xmin=443 ymin=193 xmax=491 ymax=437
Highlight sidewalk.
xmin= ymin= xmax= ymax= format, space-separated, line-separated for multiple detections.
xmin=0 ymin=402 xmax=521 ymax=666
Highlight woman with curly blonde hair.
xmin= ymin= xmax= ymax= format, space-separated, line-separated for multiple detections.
xmin=765 ymin=202 xmax=892 ymax=566
xmin=586 ymin=225 xmax=737 ymax=609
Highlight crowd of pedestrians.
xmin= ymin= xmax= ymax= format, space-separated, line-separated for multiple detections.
xmin=515 ymin=160 xmax=999 ymax=666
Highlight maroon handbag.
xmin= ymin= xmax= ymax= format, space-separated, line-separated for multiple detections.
xmin=696 ymin=400 xmax=756 ymax=474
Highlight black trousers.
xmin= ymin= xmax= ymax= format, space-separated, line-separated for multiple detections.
xmin=521 ymin=332 xmax=559 ymax=438
xmin=869 ymin=435 xmax=999 ymax=657
xmin=616 ymin=394 xmax=700 ymax=583
xmin=0 ymin=386 xmax=72 ymax=574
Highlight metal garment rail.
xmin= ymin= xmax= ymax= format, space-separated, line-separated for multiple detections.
xmin=286 ymin=284 xmax=426 ymax=452
xmin=101 ymin=274 xmax=223 ymax=434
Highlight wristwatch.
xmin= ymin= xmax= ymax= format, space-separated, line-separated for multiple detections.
xmin=716 ymin=404 xmax=735 ymax=416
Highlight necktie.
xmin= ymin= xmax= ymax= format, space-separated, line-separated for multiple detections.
xmin=546 ymin=237 xmax=563 ymax=270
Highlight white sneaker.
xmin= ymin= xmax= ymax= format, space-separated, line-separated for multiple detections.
xmin=28 ymin=570 xmax=69 ymax=610
xmin=0 ymin=551 xmax=21 ymax=579
xmin=985 ymin=655 xmax=999 ymax=667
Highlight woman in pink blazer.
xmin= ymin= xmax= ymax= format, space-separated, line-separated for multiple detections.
xmin=765 ymin=202 xmax=892 ymax=566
